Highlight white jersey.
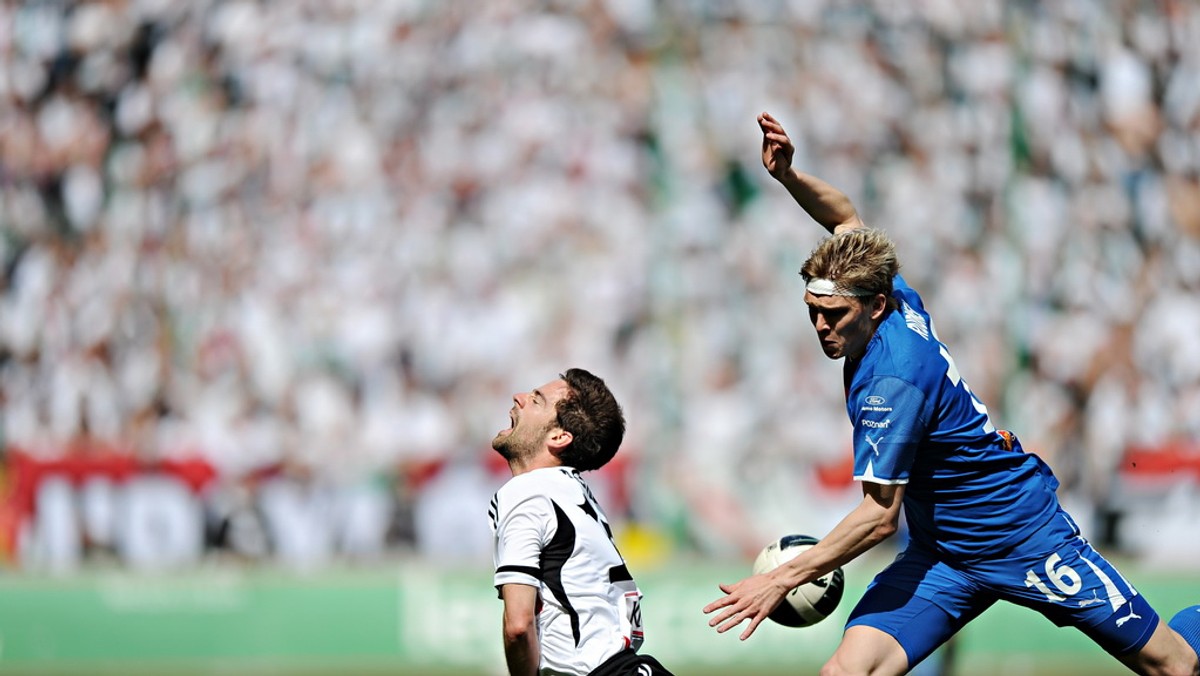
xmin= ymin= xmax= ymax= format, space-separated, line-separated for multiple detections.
xmin=490 ymin=467 xmax=644 ymax=676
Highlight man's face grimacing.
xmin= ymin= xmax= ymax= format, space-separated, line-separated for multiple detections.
xmin=492 ymin=379 xmax=571 ymax=462
xmin=805 ymin=291 xmax=886 ymax=361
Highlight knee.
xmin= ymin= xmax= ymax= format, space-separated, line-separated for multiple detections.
xmin=1127 ymin=624 xmax=1200 ymax=676
xmin=821 ymin=628 xmax=911 ymax=676
xmin=1167 ymin=653 xmax=1200 ymax=676
xmin=1123 ymin=647 xmax=1199 ymax=676
xmin=1161 ymin=659 xmax=1199 ymax=676
xmin=818 ymin=656 xmax=871 ymax=676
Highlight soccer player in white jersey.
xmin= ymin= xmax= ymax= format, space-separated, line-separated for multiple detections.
xmin=703 ymin=113 xmax=1200 ymax=675
xmin=490 ymin=368 xmax=674 ymax=676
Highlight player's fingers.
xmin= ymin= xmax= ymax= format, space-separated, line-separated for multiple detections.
xmin=702 ymin=593 xmax=734 ymax=614
xmin=761 ymin=115 xmax=786 ymax=132
xmin=739 ymin=614 xmax=765 ymax=641
xmin=714 ymin=609 xmax=748 ymax=633
xmin=708 ymin=599 xmax=751 ymax=628
xmin=761 ymin=139 xmax=792 ymax=161
xmin=708 ymin=606 xmax=732 ymax=628
xmin=763 ymin=129 xmax=791 ymax=143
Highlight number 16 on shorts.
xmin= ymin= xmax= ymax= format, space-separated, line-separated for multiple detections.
xmin=1017 ymin=538 xmax=1151 ymax=639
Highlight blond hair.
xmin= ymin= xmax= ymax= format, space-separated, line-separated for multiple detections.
xmin=800 ymin=228 xmax=900 ymax=301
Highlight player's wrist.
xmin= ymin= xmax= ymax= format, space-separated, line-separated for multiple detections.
xmin=769 ymin=562 xmax=801 ymax=590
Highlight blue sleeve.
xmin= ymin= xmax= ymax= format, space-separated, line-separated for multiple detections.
xmin=892 ymin=274 xmax=925 ymax=313
xmin=850 ymin=376 xmax=929 ymax=484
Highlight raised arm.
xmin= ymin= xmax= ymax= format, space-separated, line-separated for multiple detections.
xmin=758 ymin=111 xmax=866 ymax=234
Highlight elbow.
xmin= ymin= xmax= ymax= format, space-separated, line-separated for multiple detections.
xmin=503 ymin=612 xmax=536 ymax=645
xmin=875 ymin=522 xmax=898 ymax=541
xmin=872 ymin=518 xmax=899 ymax=543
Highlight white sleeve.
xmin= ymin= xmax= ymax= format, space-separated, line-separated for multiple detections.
xmin=494 ymin=494 xmax=552 ymax=592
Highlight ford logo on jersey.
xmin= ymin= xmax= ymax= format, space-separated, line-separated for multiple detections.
xmin=865 ymin=395 xmax=886 ymax=406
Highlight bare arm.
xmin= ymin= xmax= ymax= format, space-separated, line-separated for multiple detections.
xmin=770 ymin=481 xmax=902 ymax=591
xmin=703 ymin=481 xmax=903 ymax=640
xmin=758 ymin=111 xmax=866 ymax=234
xmin=501 ymin=584 xmax=540 ymax=676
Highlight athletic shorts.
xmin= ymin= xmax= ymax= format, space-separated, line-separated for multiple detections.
xmin=589 ymin=648 xmax=675 ymax=676
xmin=846 ymin=511 xmax=1160 ymax=669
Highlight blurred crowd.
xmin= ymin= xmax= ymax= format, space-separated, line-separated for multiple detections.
xmin=1 ymin=0 xmax=1198 ymax=572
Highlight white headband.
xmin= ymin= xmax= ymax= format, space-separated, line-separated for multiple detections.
xmin=805 ymin=278 xmax=875 ymax=297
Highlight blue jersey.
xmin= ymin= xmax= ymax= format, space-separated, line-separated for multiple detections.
xmin=845 ymin=275 xmax=1060 ymax=561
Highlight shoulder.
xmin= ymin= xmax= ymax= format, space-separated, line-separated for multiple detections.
xmin=862 ymin=305 xmax=942 ymax=387
xmin=872 ymin=307 xmax=934 ymax=359
xmin=876 ymin=275 xmax=935 ymax=350
xmin=890 ymin=274 xmax=927 ymax=314
xmin=847 ymin=373 xmax=926 ymax=414
xmin=496 ymin=468 xmax=577 ymax=509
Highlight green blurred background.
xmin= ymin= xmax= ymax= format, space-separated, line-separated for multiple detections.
xmin=4 ymin=552 xmax=1198 ymax=675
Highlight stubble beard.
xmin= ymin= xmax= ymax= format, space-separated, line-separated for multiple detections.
xmin=492 ymin=430 xmax=535 ymax=465
xmin=491 ymin=434 xmax=518 ymax=460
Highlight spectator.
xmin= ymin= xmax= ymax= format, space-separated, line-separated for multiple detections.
xmin=0 ymin=0 xmax=1197 ymax=568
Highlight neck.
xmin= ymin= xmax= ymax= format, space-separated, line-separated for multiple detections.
xmin=508 ymin=452 xmax=560 ymax=477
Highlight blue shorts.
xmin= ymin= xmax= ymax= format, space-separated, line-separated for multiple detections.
xmin=847 ymin=512 xmax=1160 ymax=668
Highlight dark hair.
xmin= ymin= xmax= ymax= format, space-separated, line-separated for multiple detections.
xmin=554 ymin=368 xmax=625 ymax=472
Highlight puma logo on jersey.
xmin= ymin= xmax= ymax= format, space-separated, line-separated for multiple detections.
xmin=1077 ymin=590 xmax=1105 ymax=608
xmin=1116 ymin=607 xmax=1143 ymax=628
xmin=865 ymin=434 xmax=884 ymax=456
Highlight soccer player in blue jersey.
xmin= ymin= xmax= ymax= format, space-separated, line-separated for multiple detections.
xmin=703 ymin=112 xmax=1200 ymax=676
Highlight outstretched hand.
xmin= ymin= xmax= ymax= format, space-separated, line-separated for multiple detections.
xmin=702 ymin=572 xmax=791 ymax=641
xmin=758 ymin=111 xmax=795 ymax=182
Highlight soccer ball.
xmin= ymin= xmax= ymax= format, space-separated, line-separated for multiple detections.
xmin=752 ymin=534 xmax=845 ymax=628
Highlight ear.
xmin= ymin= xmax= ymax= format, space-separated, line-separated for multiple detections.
xmin=869 ymin=293 xmax=887 ymax=320
xmin=546 ymin=428 xmax=573 ymax=457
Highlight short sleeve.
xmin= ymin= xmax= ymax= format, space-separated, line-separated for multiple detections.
xmin=494 ymin=494 xmax=552 ymax=593
xmin=850 ymin=376 xmax=929 ymax=484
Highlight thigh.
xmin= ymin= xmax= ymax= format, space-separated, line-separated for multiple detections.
xmin=846 ymin=548 xmax=995 ymax=668
xmin=979 ymin=524 xmax=1159 ymax=656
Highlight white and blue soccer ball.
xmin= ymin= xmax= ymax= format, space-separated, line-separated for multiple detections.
xmin=752 ymin=534 xmax=845 ymax=627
